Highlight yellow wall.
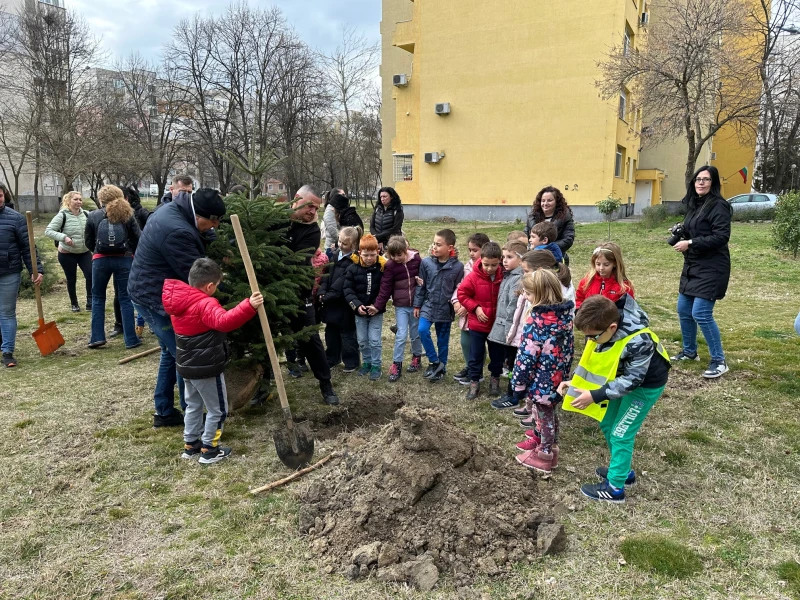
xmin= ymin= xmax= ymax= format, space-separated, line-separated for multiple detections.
xmin=383 ymin=0 xmax=644 ymax=214
xmin=710 ymin=123 xmax=756 ymax=199
xmin=380 ymin=0 xmax=413 ymax=189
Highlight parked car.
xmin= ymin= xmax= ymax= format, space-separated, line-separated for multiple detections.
xmin=727 ymin=193 xmax=777 ymax=211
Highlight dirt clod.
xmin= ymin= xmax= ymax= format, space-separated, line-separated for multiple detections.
xmin=536 ymin=523 xmax=567 ymax=555
xmin=299 ymin=406 xmax=559 ymax=589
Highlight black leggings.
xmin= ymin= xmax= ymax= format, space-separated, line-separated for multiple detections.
xmin=57 ymin=251 xmax=92 ymax=306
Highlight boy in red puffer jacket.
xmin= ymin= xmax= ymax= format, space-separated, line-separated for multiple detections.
xmin=457 ymin=241 xmax=504 ymax=400
xmin=162 ymin=258 xmax=262 ymax=464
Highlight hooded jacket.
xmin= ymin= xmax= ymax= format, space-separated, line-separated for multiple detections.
xmin=510 ymin=300 xmax=574 ymax=406
xmin=369 ymin=200 xmax=404 ymax=244
xmin=533 ymin=242 xmax=563 ymax=263
xmin=452 ymin=257 xmax=476 ymax=331
xmin=337 ymin=206 xmax=364 ymax=231
xmin=575 ymin=274 xmax=634 ymax=310
xmin=318 ymin=251 xmax=358 ymax=329
xmin=488 ymin=265 xmax=523 ymax=345
xmin=679 ymin=194 xmax=732 ymax=301
xmin=162 ymin=278 xmax=256 ymax=379
xmin=0 ymin=204 xmax=43 ymax=277
xmin=344 ymin=254 xmax=387 ymax=313
xmin=457 ymin=261 xmax=505 ymax=334
xmin=374 ymin=249 xmax=421 ymax=311
xmin=414 ymin=255 xmax=465 ymax=322
xmin=588 ymin=294 xmax=670 ymax=403
xmin=128 ymin=191 xmax=206 ymax=313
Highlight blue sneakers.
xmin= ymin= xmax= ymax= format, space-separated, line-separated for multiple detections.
xmin=595 ymin=467 xmax=636 ymax=486
xmin=490 ymin=395 xmax=519 ymax=410
xmin=580 ymin=480 xmax=626 ymax=503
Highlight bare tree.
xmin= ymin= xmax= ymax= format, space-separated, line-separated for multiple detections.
xmin=598 ymin=0 xmax=763 ymax=186
xmin=114 ymin=53 xmax=190 ymax=199
xmin=749 ymin=0 xmax=800 ymax=192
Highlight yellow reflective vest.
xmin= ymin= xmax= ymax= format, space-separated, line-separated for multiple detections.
xmin=563 ymin=327 xmax=670 ymax=422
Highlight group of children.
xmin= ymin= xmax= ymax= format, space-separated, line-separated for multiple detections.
xmin=164 ymin=224 xmax=670 ymax=504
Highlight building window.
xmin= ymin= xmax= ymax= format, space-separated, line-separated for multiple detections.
xmin=279 ymin=184 xmax=285 ymax=190
xmin=615 ymin=147 xmax=624 ymax=178
xmin=618 ymin=90 xmax=628 ymax=121
xmin=623 ymin=30 xmax=631 ymax=56
xmin=393 ymin=154 xmax=413 ymax=182
xmin=268 ymin=184 xmax=273 ymax=191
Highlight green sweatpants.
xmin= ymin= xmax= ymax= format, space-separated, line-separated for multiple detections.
xmin=460 ymin=329 xmax=470 ymax=365
xmin=598 ymin=385 xmax=664 ymax=489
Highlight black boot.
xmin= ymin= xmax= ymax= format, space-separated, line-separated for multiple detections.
xmin=320 ymin=379 xmax=340 ymax=406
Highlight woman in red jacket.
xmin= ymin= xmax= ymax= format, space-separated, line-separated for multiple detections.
xmin=457 ymin=241 xmax=505 ymax=400
xmin=575 ymin=243 xmax=635 ymax=310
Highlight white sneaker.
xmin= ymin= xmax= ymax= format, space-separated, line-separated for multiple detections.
xmin=703 ymin=360 xmax=729 ymax=379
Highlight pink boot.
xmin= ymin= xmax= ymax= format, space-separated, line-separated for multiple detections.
xmin=516 ymin=449 xmax=554 ymax=474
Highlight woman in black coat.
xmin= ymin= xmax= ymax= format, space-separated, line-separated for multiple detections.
xmin=524 ymin=186 xmax=575 ymax=265
xmin=370 ymin=187 xmax=404 ymax=251
xmin=670 ymin=165 xmax=732 ymax=379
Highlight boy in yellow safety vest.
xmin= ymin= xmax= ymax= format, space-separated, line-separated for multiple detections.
xmin=559 ymin=294 xmax=670 ymax=503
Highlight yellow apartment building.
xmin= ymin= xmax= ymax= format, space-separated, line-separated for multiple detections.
xmin=381 ymin=0 xmax=755 ymax=221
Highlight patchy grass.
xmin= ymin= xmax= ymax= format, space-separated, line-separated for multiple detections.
xmin=620 ymin=535 xmax=704 ymax=579
xmin=778 ymin=560 xmax=800 ymax=599
xmin=1 ymin=217 xmax=799 ymax=599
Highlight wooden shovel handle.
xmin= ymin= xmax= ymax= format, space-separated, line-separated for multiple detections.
xmin=25 ymin=212 xmax=45 ymax=326
xmin=229 ymin=215 xmax=294 ymax=429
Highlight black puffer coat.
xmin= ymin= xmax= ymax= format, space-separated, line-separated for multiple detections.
xmin=0 ymin=204 xmax=42 ymax=277
xmin=337 ymin=206 xmax=364 ymax=232
xmin=678 ymin=194 xmax=732 ymax=301
xmin=318 ymin=251 xmax=357 ymax=329
xmin=127 ymin=191 xmax=206 ymax=312
xmin=370 ymin=201 xmax=404 ymax=245
xmin=343 ymin=256 xmax=387 ymax=313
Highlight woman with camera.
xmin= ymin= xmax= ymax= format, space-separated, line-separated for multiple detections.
xmin=670 ymin=165 xmax=732 ymax=379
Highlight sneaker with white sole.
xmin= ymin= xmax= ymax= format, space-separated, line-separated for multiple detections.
xmin=581 ymin=480 xmax=625 ymax=503
xmin=199 ymin=446 xmax=232 ymax=464
xmin=703 ymin=360 xmax=729 ymax=379
xmin=670 ymin=350 xmax=699 ymax=361
xmin=181 ymin=440 xmax=202 ymax=459
xmin=595 ymin=466 xmax=636 ymax=485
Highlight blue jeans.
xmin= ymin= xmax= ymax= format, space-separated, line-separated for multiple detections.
xmin=0 ymin=272 xmax=22 ymax=354
xmin=393 ymin=306 xmax=422 ymax=363
xmin=90 ymin=256 xmax=139 ymax=348
xmin=795 ymin=311 xmax=800 ymax=336
xmin=134 ymin=302 xmax=186 ymax=416
xmin=355 ymin=313 xmax=384 ymax=367
xmin=677 ymin=293 xmax=724 ymax=362
xmin=418 ymin=316 xmax=452 ymax=365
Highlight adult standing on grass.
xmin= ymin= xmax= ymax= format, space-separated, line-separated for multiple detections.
xmin=328 ymin=190 xmax=364 ymax=234
xmin=369 ymin=187 xmax=404 ymax=252
xmin=128 ymin=187 xmax=225 ymax=428
xmin=524 ymin=186 xmax=575 ymax=265
xmin=0 ymin=182 xmax=43 ymax=367
xmin=85 ymin=185 xmax=142 ymax=351
xmin=670 ymin=165 xmax=732 ymax=379
xmin=45 ymin=191 xmax=91 ymax=313
xmin=283 ymin=185 xmax=340 ymax=406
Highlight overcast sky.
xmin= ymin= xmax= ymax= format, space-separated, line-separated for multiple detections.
xmin=66 ymin=0 xmax=381 ymax=65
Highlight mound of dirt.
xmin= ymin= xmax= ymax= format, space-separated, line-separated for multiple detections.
xmin=298 ymin=406 xmax=564 ymax=591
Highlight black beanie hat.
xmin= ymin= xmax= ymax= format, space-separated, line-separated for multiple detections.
xmin=192 ymin=188 xmax=226 ymax=220
xmin=329 ymin=191 xmax=350 ymax=212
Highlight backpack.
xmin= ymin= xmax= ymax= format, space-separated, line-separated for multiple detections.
xmin=95 ymin=217 xmax=128 ymax=254
xmin=54 ymin=209 xmax=88 ymax=248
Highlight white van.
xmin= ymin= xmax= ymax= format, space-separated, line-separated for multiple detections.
xmin=149 ymin=184 xmax=159 ymax=197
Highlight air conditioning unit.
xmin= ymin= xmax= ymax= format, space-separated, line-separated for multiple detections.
xmin=710 ymin=152 xmax=717 ymax=160
xmin=393 ymin=74 xmax=408 ymax=87
xmin=435 ymin=102 xmax=451 ymax=115
xmin=641 ymin=12 xmax=649 ymax=24
xmin=424 ymin=152 xmax=442 ymax=164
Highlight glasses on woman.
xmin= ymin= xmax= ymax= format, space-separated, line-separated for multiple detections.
xmin=695 ymin=177 xmax=712 ymax=183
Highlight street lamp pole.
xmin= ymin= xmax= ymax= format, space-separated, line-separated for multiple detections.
xmin=791 ymin=164 xmax=797 ymax=191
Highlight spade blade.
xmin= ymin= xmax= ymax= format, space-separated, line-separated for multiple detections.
xmin=273 ymin=420 xmax=315 ymax=470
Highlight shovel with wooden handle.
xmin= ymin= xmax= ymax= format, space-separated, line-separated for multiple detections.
xmin=25 ymin=211 xmax=64 ymax=356
xmin=229 ymin=214 xmax=314 ymax=470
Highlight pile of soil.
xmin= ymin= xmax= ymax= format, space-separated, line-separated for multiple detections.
xmin=298 ymin=406 xmax=564 ymax=591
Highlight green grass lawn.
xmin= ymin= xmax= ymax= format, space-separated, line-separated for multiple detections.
xmin=2 ymin=215 xmax=799 ymax=599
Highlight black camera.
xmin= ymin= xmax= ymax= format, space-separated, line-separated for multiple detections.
xmin=667 ymin=223 xmax=686 ymax=246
